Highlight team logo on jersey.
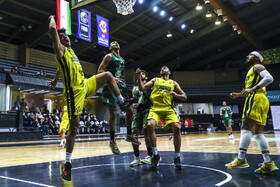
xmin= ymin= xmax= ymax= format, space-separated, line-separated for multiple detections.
xmin=99 ymin=19 xmax=108 ymax=35
xmin=245 ymin=76 xmax=249 ymax=82
xmin=169 ymin=81 xmax=172 ymax=84
xmin=163 ymin=82 xmax=165 ymax=85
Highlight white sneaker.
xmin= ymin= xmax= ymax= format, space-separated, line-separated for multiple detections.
xmin=229 ymin=134 xmax=234 ymax=139
xmin=141 ymin=155 xmax=152 ymax=165
xmin=130 ymin=156 xmax=141 ymax=167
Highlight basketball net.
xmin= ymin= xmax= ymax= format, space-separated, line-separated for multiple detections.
xmin=112 ymin=0 xmax=136 ymax=15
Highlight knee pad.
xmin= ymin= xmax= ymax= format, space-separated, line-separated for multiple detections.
xmin=240 ymin=130 xmax=252 ymax=150
xmin=254 ymin=134 xmax=269 ymax=152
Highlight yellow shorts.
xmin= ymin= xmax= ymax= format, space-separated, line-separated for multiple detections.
xmin=147 ymin=108 xmax=179 ymax=130
xmin=242 ymin=93 xmax=269 ymax=126
xmin=59 ymin=109 xmax=69 ymax=131
xmin=64 ymin=75 xmax=96 ymax=118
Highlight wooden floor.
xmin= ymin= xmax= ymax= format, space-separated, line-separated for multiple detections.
xmin=1 ymin=131 xmax=280 ymax=168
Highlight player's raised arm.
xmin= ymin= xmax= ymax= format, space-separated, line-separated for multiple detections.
xmin=136 ymin=68 xmax=154 ymax=91
xmin=171 ymin=81 xmax=187 ymax=101
xmin=48 ymin=16 xmax=64 ymax=59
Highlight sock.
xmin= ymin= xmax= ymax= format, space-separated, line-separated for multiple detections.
xmin=152 ymin=147 xmax=158 ymax=155
xmin=110 ymin=131 xmax=115 ymax=141
xmin=66 ymin=152 xmax=72 ymax=163
xmin=174 ymin=153 xmax=180 ymax=158
xmin=238 ymin=150 xmax=246 ymax=160
xmin=262 ymin=153 xmax=272 ymax=163
xmin=60 ymin=139 xmax=64 ymax=145
xmin=134 ymin=150 xmax=140 ymax=157
xmin=127 ymin=126 xmax=132 ymax=135
xmin=147 ymin=148 xmax=153 ymax=156
xmin=117 ymin=95 xmax=124 ymax=104
xmin=254 ymin=134 xmax=271 ymax=163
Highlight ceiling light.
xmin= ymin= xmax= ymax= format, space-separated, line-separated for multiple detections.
xmin=237 ymin=30 xmax=242 ymax=34
xmin=204 ymin=0 xmax=210 ymax=4
xmin=138 ymin=0 xmax=144 ymax=4
xmin=196 ymin=3 xmax=203 ymax=10
xmin=0 ymin=14 xmax=3 ymax=20
xmin=181 ymin=24 xmax=186 ymax=29
xmin=222 ymin=16 xmax=228 ymax=22
xmin=27 ymin=24 xmax=32 ymax=29
xmin=153 ymin=6 xmax=158 ymax=12
xmin=216 ymin=9 xmax=222 ymax=16
xmin=215 ymin=19 xmax=221 ymax=25
xmin=190 ymin=29 xmax=194 ymax=33
xmin=169 ymin=16 xmax=173 ymax=21
xmin=232 ymin=25 xmax=237 ymax=31
xmin=160 ymin=10 xmax=165 ymax=16
xmin=167 ymin=31 xmax=172 ymax=38
xmin=205 ymin=11 xmax=212 ymax=18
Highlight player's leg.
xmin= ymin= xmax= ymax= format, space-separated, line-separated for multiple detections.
xmin=147 ymin=119 xmax=161 ymax=168
xmin=254 ymin=124 xmax=279 ymax=174
xmin=228 ymin=119 xmax=234 ymax=139
xmin=130 ymin=127 xmax=141 ymax=167
xmin=62 ymin=114 xmax=80 ymax=181
xmin=108 ymin=106 xmax=120 ymax=155
xmin=225 ymin=117 xmax=254 ymax=168
xmin=141 ymin=111 xmax=153 ymax=165
xmin=95 ymin=72 xmax=124 ymax=104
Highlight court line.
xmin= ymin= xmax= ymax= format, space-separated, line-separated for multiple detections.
xmin=0 ymin=175 xmax=55 ymax=187
xmin=73 ymin=163 xmax=232 ymax=186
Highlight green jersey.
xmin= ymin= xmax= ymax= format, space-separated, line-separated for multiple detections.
xmin=133 ymin=86 xmax=151 ymax=111
xmin=221 ymin=107 xmax=232 ymax=119
xmin=106 ymin=52 xmax=125 ymax=79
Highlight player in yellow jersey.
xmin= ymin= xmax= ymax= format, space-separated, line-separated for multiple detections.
xmin=48 ymin=15 xmax=126 ymax=181
xmin=136 ymin=66 xmax=187 ymax=170
xmin=225 ymin=51 xmax=279 ymax=174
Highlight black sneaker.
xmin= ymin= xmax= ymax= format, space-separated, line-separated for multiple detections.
xmin=62 ymin=162 xmax=72 ymax=181
xmin=174 ymin=156 xmax=182 ymax=170
xmin=151 ymin=154 xmax=161 ymax=168
xmin=118 ymin=97 xmax=137 ymax=111
xmin=125 ymin=134 xmax=141 ymax=145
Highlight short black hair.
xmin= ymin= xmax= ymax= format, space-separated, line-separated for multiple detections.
xmin=57 ymin=28 xmax=66 ymax=35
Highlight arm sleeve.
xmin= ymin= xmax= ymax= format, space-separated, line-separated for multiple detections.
xmin=257 ymin=70 xmax=274 ymax=88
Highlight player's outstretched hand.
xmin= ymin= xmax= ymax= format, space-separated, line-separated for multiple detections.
xmin=114 ymin=77 xmax=124 ymax=83
xmin=48 ymin=79 xmax=57 ymax=89
xmin=230 ymin=93 xmax=240 ymax=99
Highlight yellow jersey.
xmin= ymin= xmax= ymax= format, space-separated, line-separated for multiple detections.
xmin=150 ymin=78 xmax=175 ymax=111
xmin=56 ymin=47 xmax=85 ymax=92
xmin=245 ymin=65 xmax=266 ymax=95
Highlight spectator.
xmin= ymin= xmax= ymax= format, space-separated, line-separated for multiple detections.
xmin=29 ymin=104 xmax=36 ymax=113
xmin=181 ymin=120 xmax=187 ymax=135
xmin=52 ymin=106 xmax=59 ymax=115
xmin=21 ymin=100 xmax=29 ymax=113
xmin=82 ymin=107 xmax=88 ymax=116
xmin=41 ymin=117 xmax=49 ymax=135
xmin=13 ymin=96 xmax=21 ymax=110
xmin=43 ymin=105 xmax=49 ymax=115
xmin=198 ymin=125 xmax=204 ymax=132
xmin=49 ymin=118 xmax=58 ymax=135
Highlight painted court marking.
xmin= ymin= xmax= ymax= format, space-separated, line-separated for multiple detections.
xmin=0 ymin=175 xmax=55 ymax=187
xmin=194 ymin=137 xmax=280 ymax=142
xmin=73 ymin=163 xmax=232 ymax=186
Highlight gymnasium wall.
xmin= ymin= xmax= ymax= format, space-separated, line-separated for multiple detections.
xmin=0 ymin=41 xmax=240 ymax=85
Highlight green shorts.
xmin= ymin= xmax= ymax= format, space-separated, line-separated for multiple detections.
xmin=132 ymin=109 xmax=149 ymax=130
xmin=102 ymin=82 xmax=130 ymax=107
xmin=223 ymin=118 xmax=232 ymax=127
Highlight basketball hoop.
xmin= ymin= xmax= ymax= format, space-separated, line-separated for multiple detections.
xmin=112 ymin=0 xmax=136 ymax=15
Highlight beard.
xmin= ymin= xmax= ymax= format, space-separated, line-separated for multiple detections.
xmin=246 ymin=56 xmax=258 ymax=66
